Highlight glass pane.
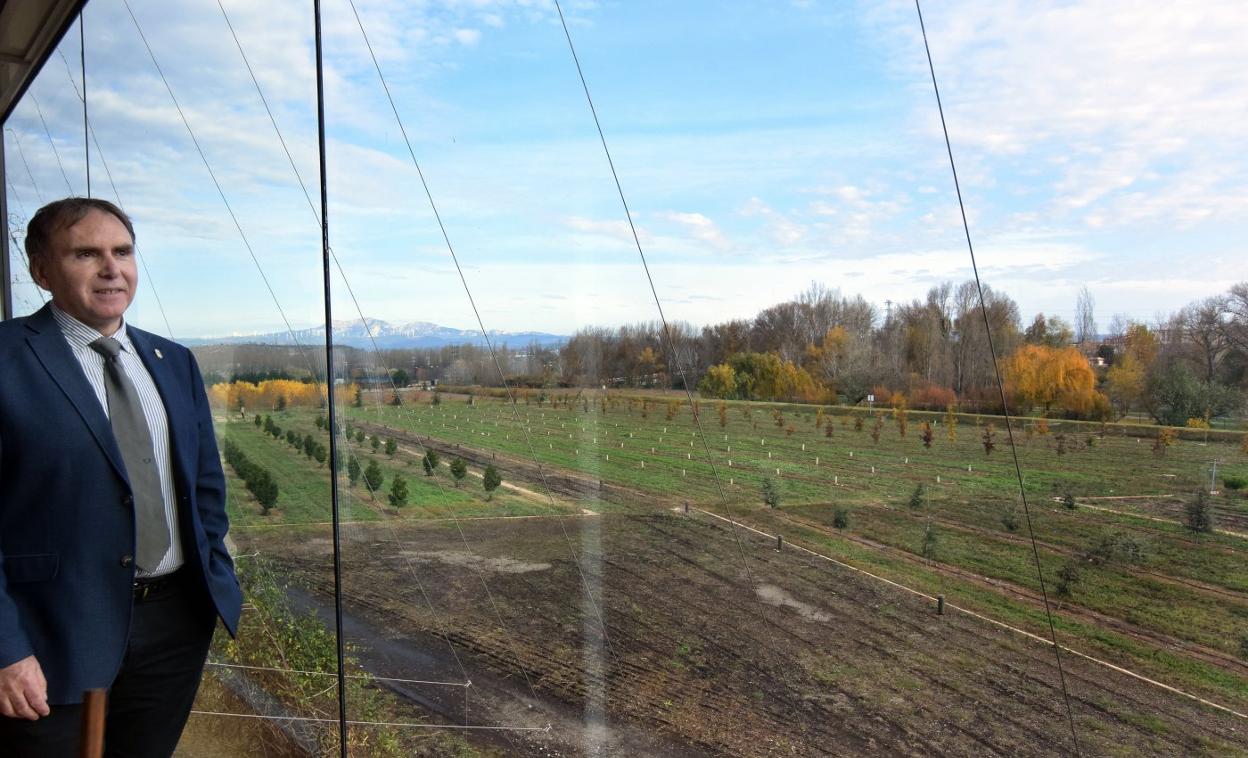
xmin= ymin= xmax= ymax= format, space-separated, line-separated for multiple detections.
xmin=5 ymin=2 xmax=1245 ymax=757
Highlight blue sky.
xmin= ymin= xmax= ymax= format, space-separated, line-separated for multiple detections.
xmin=4 ymin=0 xmax=1245 ymax=338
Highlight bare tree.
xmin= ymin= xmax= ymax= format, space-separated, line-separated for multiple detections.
xmin=1076 ymin=285 xmax=1097 ymax=345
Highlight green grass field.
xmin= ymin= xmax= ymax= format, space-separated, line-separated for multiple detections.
xmin=306 ymin=389 xmax=1248 ymax=711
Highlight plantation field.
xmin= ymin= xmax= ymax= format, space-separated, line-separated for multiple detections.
xmin=217 ymin=390 xmax=1248 ymax=755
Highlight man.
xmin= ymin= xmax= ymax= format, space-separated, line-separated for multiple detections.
xmin=0 ymin=198 xmax=242 ymax=757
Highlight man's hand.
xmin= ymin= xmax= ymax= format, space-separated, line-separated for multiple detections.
xmin=0 ymin=655 xmax=50 ymax=720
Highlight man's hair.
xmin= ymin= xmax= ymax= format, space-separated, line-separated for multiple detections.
xmin=25 ymin=197 xmax=135 ymax=262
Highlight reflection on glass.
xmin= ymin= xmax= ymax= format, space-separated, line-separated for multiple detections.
xmin=3 ymin=1 xmax=1247 ymax=756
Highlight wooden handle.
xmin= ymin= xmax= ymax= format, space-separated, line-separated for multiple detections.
xmin=79 ymin=689 xmax=107 ymax=758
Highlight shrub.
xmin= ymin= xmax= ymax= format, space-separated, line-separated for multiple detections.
xmin=908 ymin=484 xmax=925 ymax=510
xmin=347 ymin=456 xmax=361 ymax=486
xmin=384 ymin=438 xmax=398 ymax=457
xmin=450 ymin=457 xmax=468 ymax=487
xmin=483 ymin=464 xmax=502 ymax=500
xmin=422 ymin=449 xmax=440 ymax=476
xmin=362 ymin=459 xmax=384 ymax=497
xmin=1185 ymin=490 xmax=1214 ymax=534
xmin=909 ymin=384 xmax=957 ymax=411
xmin=1062 ymin=490 xmax=1077 ymax=510
xmin=388 ymin=475 xmax=408 ymax=508
xmin=1223 ymin=475 xmax=1246 ymax=491
xmin=832 ymin=508 xmax=849 ymax=529
xmin=1054 ymin=560 xmax=1081 ymax=597
xmin=1001 ymin=504 xmax=1019 ymax=533
xmin=762 ymin=477 xmax=781 ymax=508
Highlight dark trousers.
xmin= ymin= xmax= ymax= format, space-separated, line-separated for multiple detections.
xmin=0 ymin=571 xmax=216 ymax=758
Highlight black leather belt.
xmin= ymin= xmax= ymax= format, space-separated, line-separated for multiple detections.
xmin=133 ymin=568 xmax=185 ymax=601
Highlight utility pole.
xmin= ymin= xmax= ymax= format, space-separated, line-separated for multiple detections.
xmin=884 ymin=299 xmax=893 ymax=323
xmin=1210 ymin=460 xmax=1219 ymax=494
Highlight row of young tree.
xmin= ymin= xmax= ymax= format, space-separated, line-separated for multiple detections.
xmin=222 ymin=437 xmax=279 ymax=513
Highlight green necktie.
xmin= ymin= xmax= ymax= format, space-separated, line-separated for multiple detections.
xmin=90 ymin=337 xmax=171 ymax=572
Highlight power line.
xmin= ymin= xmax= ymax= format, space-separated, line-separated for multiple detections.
xmin=28 ymin=91 xmax=74 ymax=195
xmin=214 ymin=1 xmax=548 ymax=724
xmin=913 ymin=2 xmax=1081 ymax=754
xmin=345 ymin=0 xmax=619 ymax=666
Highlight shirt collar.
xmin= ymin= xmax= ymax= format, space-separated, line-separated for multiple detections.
xmin=50 ymin=304 xmax=133 ymax=354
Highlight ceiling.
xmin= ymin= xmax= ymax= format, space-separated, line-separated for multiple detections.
xmin=1 ymin=0 xmax=88 ymax=124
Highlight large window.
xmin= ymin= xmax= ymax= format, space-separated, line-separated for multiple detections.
xmin=5 ymin=2 xmax=1247 ymax=756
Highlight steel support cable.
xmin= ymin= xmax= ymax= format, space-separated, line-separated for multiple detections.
xmin=215 ymin=1 xmax=546 ymax=724
xmin=552 ymin=0 xmax=798 ymax=665
xmin=311 ymin=2 xmax=349 ymax=752
xmin=56 ymin=49 xmax=176 ymax=340
xmin=27 ymin=92 xmax=74 ymax=195
xmin=80 ymin=14 xmax=89 ymax=197
xmin=4 ymin=178 xmax=47 ymax=306
xmin=6 ymin=129 xmax=44 ymax=204
xmin=120 ymin=1 xmax=482 ymax=733
xmin=121 ymin=0 xmax=311 ymax=361
xmin=345 ymin=0 xmax=619 ymax=663
xmin=912 ymin=1 xmax=1081 ymax=754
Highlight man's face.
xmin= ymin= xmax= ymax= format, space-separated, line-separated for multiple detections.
xmin=31 ymin=209 xmax=138 ymax=335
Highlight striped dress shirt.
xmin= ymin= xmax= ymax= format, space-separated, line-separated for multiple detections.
xmin=52 ymin=305 xmax=183 ymax=577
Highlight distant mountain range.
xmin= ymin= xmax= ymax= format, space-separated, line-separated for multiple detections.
xmin=182 ymin=318 xmax=566 ymax=350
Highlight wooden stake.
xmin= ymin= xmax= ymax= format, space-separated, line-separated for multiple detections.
xmin=80 ymin=689 xmax=107 ymax=758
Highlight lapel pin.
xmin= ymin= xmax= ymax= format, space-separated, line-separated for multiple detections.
xmin=154 ymin=348 xmax=164 ymax=359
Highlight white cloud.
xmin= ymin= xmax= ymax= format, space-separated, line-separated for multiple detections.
xmin=871 ymin=0 xmax=1248 ymax=229
xmin=454 ymin=28 xmax=483 ymax=46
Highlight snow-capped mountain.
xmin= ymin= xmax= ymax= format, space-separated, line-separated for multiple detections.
xmin=182 ymin=318 xmax=565 ymax=349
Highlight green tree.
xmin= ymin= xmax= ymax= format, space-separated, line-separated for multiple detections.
xmin=908 ymin=484 xmax=925 ymax=509
xmin=482 ymin=464 xmax=502 ymax=500
xmin=450 ymin=457 xmax=468 ymax=487
xmin=347 ymin=456 xmax=361 ymax=486
xmin=254 ymin=415 xmax=262 ymax=428
xmin=352 ymin=385 xmax=363 ymax=408
xmin=388 ymin=475 xmax=409 ymax=508
xmin=384 ymin=438 xmax=398 ymax=457
xmin=362 ymin=459 xmax=384 ymax=498
xmin=253 ymin=471 xmax=279 ymax=514
xmin=355 ymin=429 xmax=365 ymax=444
xmin=832 ymin=508 xmax=849 ymax=529
xmin=303 ymin=434 xmax=315 ymax=459
xmin=1055 ymin=560 xmax=1081 ymax=597
xmin=762 ymin=477 xmax=780 ymax=508
xmin=698 ymin=363 xmax=738 ymax=399
xmin=390 ymin=390 xmax=402 ymax=407
xmin=422 ymin=449 xmax=440 ymax=476
xmin=370 ymin=435 xmax=381 ymax=453
xmin=1186 ymin=490 xmax=1214 ymax=534
xmin=1145 ymin=363 xmax=1241 ymax=426
xmin=390 ymin=368 xmax=410 ymax=387
xmin=312 ymin=443 xmax=327 ymax=466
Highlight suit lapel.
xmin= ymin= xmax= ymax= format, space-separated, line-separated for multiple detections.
xmin=24 ymin=305 xmax=129 ymax=481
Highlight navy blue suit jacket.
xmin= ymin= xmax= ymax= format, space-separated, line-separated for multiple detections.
xmin=0 ymin=304 xmax=242 ymax=704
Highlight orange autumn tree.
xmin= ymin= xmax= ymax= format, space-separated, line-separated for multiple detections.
xmin=1001 ymin=345 xmax=1107 ymax=417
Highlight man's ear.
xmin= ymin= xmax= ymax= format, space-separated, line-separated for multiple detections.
xmin=29 ymin=255 xmax=50 ymax=291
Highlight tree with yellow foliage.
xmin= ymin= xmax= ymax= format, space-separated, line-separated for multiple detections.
xmin=1002 ymin=344 xmax=1107 ymax=417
